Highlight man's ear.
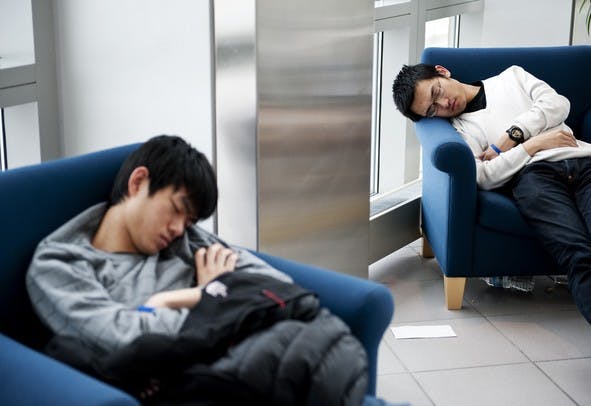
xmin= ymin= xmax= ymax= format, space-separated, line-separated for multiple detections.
xmin=127 ymin=166 xmax=150 ymax=197
xmin=435 ymin=65 xmax=451 ymax=78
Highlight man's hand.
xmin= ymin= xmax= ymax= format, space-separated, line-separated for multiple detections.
xmin=480 ymin=147 xmax=498 ymax=161
xmin=480 ymin=133 xmax=517 ymax=161
xmin=195 ymin=243 xmax=238 ymax=286
xmin=523 ymin=129 xmax=578 ymax=156
xmin=142 ymin=244 xmax=237 ymax=309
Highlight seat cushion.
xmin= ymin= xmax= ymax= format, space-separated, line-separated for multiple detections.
xmin=476 ymin=190 xmax=534 ymax=238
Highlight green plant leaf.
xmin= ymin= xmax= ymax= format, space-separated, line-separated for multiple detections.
xmin=580 ymin=0 xmax=591 ymax=34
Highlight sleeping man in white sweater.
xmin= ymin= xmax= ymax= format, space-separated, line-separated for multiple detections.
xmin=392 ymin=63 xmax=591 ymax=323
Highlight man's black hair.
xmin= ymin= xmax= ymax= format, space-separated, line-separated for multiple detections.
xmin=392 ymin=63 xmax=441 ymax=122
xmin=110 ymin=135 xmax=218 ymax=221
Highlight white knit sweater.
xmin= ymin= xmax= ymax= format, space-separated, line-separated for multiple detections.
xmin=451 ymin=65 xmax=591 ymax=190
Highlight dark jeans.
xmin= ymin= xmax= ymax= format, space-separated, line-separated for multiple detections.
xmin=512 ymin=157 xmax=591 ymax=324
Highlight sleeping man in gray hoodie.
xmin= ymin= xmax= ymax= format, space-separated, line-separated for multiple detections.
xmin=26 ymin=134 xmax=290 ymax=356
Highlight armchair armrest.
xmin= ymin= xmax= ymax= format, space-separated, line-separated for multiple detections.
xmin=415 ymin=118 xmax=477 ymax=276
xmin=251 ymin=251 xmax=394 ymax=396
xmin=0 ymin=333 xmax=138 ymax=406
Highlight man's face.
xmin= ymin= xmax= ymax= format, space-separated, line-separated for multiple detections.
xmin=124 ymin=181 xmax=196 ymax=255
xmin=410 ymin=76 xmax=467 ymax=119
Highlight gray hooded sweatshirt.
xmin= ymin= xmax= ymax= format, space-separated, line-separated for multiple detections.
xmin=26 ymin=203 xmax=290 ymax=354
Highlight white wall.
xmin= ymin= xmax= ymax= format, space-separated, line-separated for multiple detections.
xmin=460 ymin=0 xmax=572 ymax=47
xmin=52 ymin=0 xmax=213 ymax=160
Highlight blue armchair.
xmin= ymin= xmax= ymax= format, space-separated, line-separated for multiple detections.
xmin=416 ymin=45 xmax=591 ymax=309
xmin=0 ymin=144 xmax=393 ymax=405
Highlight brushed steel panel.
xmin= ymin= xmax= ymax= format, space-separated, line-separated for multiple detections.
xmin=257 ymin=0 xmax=373 ymax=277
xmin=213 ymin=0 xmax=373 ymax=277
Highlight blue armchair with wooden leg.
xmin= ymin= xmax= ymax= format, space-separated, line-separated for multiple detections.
xmin=415 ymin=45 xmax=591 ymax=309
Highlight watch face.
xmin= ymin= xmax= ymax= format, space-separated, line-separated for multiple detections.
xmin=508 ymin=126 xmax=524 ymax=142
xmin=511 ymin=127 xmax=524 ymax=138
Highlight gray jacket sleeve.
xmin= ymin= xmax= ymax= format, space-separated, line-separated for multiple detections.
xmin=26 ymin=241 xmax=188 ymax=354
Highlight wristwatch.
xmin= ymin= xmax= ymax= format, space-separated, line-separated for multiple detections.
xmin=506 ymin=125 xmax=525 ymax=144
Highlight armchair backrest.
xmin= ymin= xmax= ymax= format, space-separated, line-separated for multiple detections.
xmin=0 ymin=144 xmax=139 ymax=348
xmin=422 ymin=45 xmax=591 ymax=140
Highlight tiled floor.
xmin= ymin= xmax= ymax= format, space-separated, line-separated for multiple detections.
xmin=370 ymin=239 xmax=591 ymax=406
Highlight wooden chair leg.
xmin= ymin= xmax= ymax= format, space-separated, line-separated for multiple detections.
xmin=421 ymin=235 xmax=434 ymax=258
xmin=444 ymin=276 xmax=466 ymax=310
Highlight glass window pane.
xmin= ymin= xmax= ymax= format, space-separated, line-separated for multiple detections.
xmin=370 ymin=33 xmax=382 ymax=195
xmin=2 ymin=102 xmax=40 ymax=169
xmin=0 ymin=0 xmax=35 ymax=69
xmin=370 ymin=14 xmax=459 ymax=198
xmin=375 ymin=26 xmax=412 ymax=195
xmin=426 ymin=16 xmax=456 ymax=48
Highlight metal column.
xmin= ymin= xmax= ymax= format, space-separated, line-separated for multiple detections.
xmin=213 ymin=0 xmax=373 ymax=278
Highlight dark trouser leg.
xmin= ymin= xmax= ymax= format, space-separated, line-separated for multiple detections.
xmin=571 ymin=157 xmax=591 ymax=323
xmin=512 ymin=159 xmax=591 ymax=323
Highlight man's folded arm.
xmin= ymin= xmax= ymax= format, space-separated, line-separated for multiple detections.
xmin=512 ymin=66 xmax=570 ymax=140
xmin=26 ymin=244 xmax=188 ymax=353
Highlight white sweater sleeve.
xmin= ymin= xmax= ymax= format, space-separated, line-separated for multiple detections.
xmin=474 ymin=145 xmax=531 ymax=190
xmin=459 ymin=131 xmax=531 ymax=190
xmin=510 ymin=66 xmax=570 ymax=139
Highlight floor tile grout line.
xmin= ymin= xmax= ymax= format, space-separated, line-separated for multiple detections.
xmin=482 ymin=308 xmax=588 ymax=364
xmin=482 ymin=307 xmax=583 ymax=319
xmin=376 ymin=369 xmax=437 ymax=405
xmin=482 ymin=302 xmax=544 ymax=362
xmin=532 ymin=361 xmax=580 ymax=406
xmin=536 ymin=356 xmax=591 ymax=363
xmin=378 ymin=338 xmax=437 ymax=405
xmin=481 ymin=304 xmax=582 ymax=405
xmin=378 ymin=355 xmax=591 ymax=376
xmin=467 ymin=308 xmax=579 ymax=319
xmin=381 ymin=332 xmax=413 ymax=374
xmin=408 ymin=371 xmax=437 ymax=406
xmin=399 ymin=360 xmax=533 ymax=375
xmin=388 ymin=314 xmax=487 ymax=326
xmin=378 ymin=360 xmax=532 ymax=376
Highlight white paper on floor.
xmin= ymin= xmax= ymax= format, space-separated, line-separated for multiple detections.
xmin=391 ymin=325 xmax=457 ymax=339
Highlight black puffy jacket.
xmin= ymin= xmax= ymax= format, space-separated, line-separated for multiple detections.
xmin=48 ymin=272 xmax=368 ymax=405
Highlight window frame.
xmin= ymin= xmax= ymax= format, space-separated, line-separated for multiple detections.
xmin=371 ymin=0 xmax=483 ymax=198
xmin=368 ymin=0 xmax=484 ymax=263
